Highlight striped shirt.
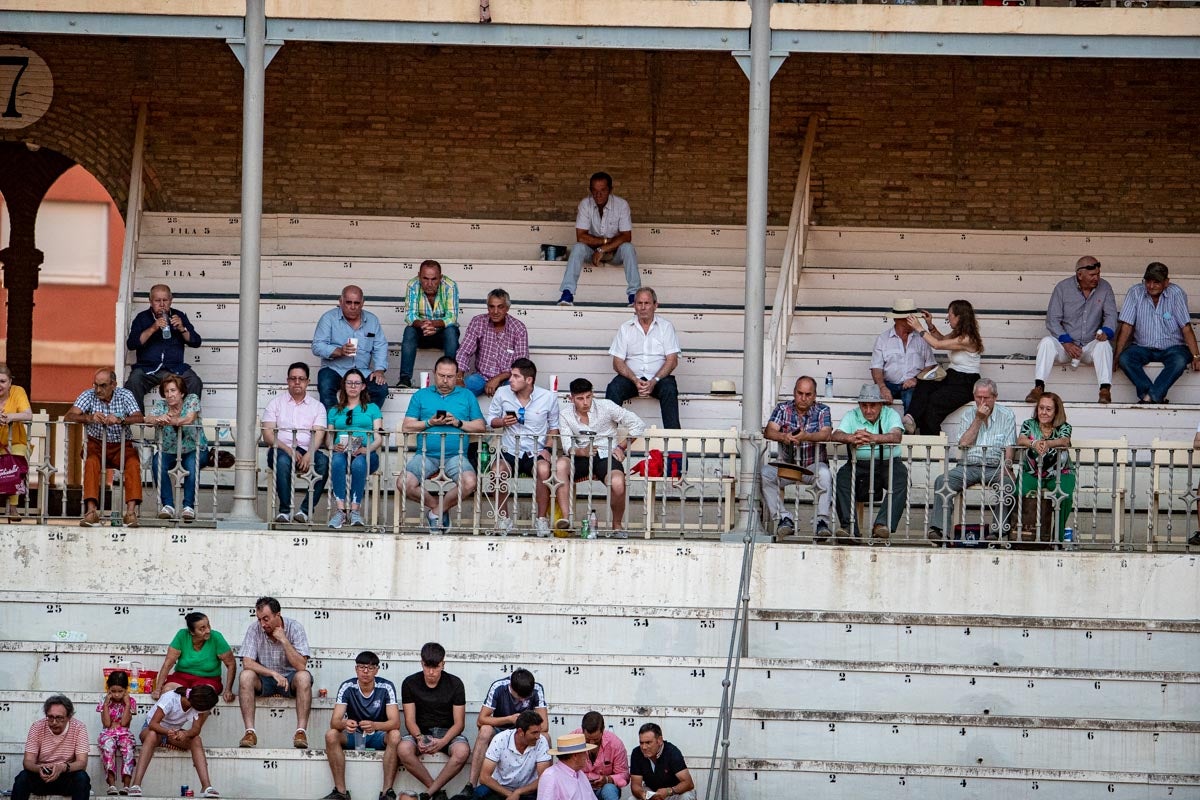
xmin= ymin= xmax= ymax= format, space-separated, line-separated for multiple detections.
xmin=1045 ymin=275 xmax=1117 ymax=343
xmin=1119 ymin=283 xmax=1191 ymax=350
xmin=767 ymin=401 xmax=830 ymax=466
xmin=405 ymin=275 xmax=459 ymax=326
xmin=456 ymin=313 xmax=529 ymax=379
xmin=24 ymin=717 xmax=89 ymax=765
xmin=239 ymin=617 xmax=310 ymax=671
xmin=870 ymin=326 xmax=936 ymax=385
xmin=72 ymin=387 xmax=142 ymax=442
xmin=955 ymin=402 xmax=1017 ymax=467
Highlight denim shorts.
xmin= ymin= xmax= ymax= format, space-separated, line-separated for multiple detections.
xmin=343 ymin=730 xmax=388 ymax=751
xmin=406 ymin=453 xmax=474 ymax=481
xmin=401 ymin=726 xmax=468 ymax=755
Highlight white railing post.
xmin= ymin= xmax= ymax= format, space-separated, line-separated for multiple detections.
xmin=114 ymin=102 xmax=148 ymax=383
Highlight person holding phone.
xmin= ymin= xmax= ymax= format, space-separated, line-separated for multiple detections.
xmin=488 ymin=358 xmax=560 ymax=536
xmin=326 ymin=369 xmax=385 ymax=529
xmin=402 ymin=356 xmax=486 ymax=533
xmin=11 ymin=694 xmax=91 ymax=800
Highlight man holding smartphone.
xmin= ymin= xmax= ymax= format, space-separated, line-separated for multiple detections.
xmin=402 ymin=356 xmax=486 ymax=533
xmin=11 ymin=695 xmax=91 ymax=800
xmin=488 ymin=358 xmax=560 ymax=536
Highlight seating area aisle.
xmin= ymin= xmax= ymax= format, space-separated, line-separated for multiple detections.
xmin=1 ymin=529 xmax=1197 ymax=799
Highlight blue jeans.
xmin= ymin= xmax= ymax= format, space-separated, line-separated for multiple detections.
xmin=330 ymin=451 xmax=380 ymax=505
xmin=885 ymin=380 xmax=915 ymax=413
xmin=317 ymin=367 xmax=388 ymax=412
xmin=1118 ymin=343 xmax=1191 ymax=403
xmin=464 ymin=372 xmax=508 ymax=396
xmin=399 ymin=324 xmax=459 ymax=380
xmin=595 ymin=783 xmax=620 ymax=800
xmin=155 ymin=449 xmax=208 ymax=509
xmin=267 ymin=446 xmax=329 ymax=515
xmin=559 ymin=242 xmax=640 ymax=296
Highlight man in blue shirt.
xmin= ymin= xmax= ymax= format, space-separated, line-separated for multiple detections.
xmin=1114 ymin=262 xmax=1200 ymax=404
xmin=311 ymin=285 xmax=390 ymax=411
xmin=402 ymin=356 xmax=486 ymax=533
xmin=124 ymin=284 xmax=203 ymax=410
xmin=322 ymin=651 xmax=402 ymax=800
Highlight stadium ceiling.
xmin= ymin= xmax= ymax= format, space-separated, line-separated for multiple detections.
xmin=3 ymin=10 xmax=1198 ymax=60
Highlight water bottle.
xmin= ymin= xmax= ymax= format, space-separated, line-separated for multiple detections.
xmin=354 ymin=729 xmax=365 ymax=750
xmin=824 ymin=372 xmax=834 ymax=398
xmin=161 ymin=312 xmax=171 ymax=339
xmin=588 ymin=509 xmax=598 ymax=538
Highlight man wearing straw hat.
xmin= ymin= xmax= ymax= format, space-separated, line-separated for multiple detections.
xmin=537 ymin=732 xmax=598 ymax=800
xmin=761 ymin=375 xmax=834 ymax=541
xmin=871 ymin=298 xmax=937 ymax=413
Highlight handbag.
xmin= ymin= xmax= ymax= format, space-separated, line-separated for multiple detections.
xmin=917 ymin=364 xmax=947 ymax=382
xmin=0 ymin=445 xmax=29 ymax=496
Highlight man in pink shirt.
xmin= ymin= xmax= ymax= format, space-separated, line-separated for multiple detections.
xmin=12 ymin=694 xmax=91 ymax=800
xmin=261 ymin=362 xmax=329 ymax=524
xmin=538 ymin=733 xmax=598 ymax=800
xmin=572 ymin=711 xmax=629 ymax=800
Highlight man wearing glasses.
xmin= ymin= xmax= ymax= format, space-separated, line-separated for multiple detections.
xmin=322 ymin=651 xmax=403 ymax=800
xmin=262 ymin=362 xmax=330 ymax=524
xmin=64 ymin=368 xmax=145 ymax=527
xmin=10 ymin=694 xmax=91 ymax=800
xmin=312 ymin=285 xmax=391 ymax=411
xmin=1025 ymin=256 xmax=1117 ymax=405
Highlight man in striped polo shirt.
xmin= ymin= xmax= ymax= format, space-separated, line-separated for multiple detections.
xmin=1114 ymin=262 xmax=1200 ymax=404
xmin=11 ymin=695 xmax=91 ymax=800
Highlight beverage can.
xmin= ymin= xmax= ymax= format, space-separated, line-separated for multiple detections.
xmin=517 ymin=407 xmax=526 ymax=424
xmin=181 ymin=786 xmax=189 ymax=797
xmin=1070 ymin=358 xmax=1081 ymax=369
xmin=186 ymin=791 xmax=194 ymax=798
xmin=580 ymin=518 xmax=589 ymax=539
xmin=319 ymin=688 xmax=328 ymax=699
xmin=1063 ymin=527 xmax=1074 ymax=542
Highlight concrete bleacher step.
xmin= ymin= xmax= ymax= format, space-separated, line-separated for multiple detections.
xmin=137 ymin=212 xmax=788 ymax=266
xmin=4 ymin=642 xmax=1195 ymax=723
xmin=2 ymin=692 xmax=1196 ymax=775
xmin=5 ymin=593 xmax=1197 ymax=673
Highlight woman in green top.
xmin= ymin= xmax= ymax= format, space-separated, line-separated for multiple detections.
xmin=152 ymin=612 xmax=236 ymax=704
xmin=326 ymin=369 xmax=384 ymax=529
xmin=1016 ymin=391 xmax=1074 ymax=542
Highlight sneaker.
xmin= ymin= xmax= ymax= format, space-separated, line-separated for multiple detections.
xmin=535 ymin=517 xmax=551 ymax=537
xmin=432 ymin=791 xmax=449 ymax=800
xmin=293 ymin=728 xmax=309 ymax=749
xmin=1188 ymin=531 xmax=1200 ymax=547
xmin=159 ymin=505 xmax=176 ymax=520
xmin=127 ymin=787 xmax=143 ymax=797
xmin=611 ymin=529 xmax=630 ymax=539
xmin=293 ymin=510 xmax=309 ymax=524
xmin=628 ymin=293 xmax=636 ymax=306
xmin=108 ymin=786 xmax=119 ymax=795
xmin=396 ymin=376 xmax=413 ymax=389
xmin=426 ymin=509 xmax=442 ymax=533
xmin=814 ymin=519 xmax=832 ymax=541
xmin=872 ymin=523 xmax=891 ymax=541
xmin=122 ymin=511 xmax=140 ymax=528
xmin=349 ymin=510 xmax=365 ymax=527
xmin=442 ymin=513 xmax=451 ymax=532
xmin=554 ymin=517 xmax=571 ymax=532
xmin=901 ymin=414 xmax=917 ymax=435
xmin=776 ymin=516 xmax=795 ymax=538
xmin=383 ymin=789 xmax=397 ymax=800
xmin=1024 ymin=385 xmax=1044 ymax=404
xmin=181 ymin=506 xmax=195 ymax=522
xmin=927 ymin=527 xmax=943 ymax=544
xmin=451 ymin=785 xmax=474 ymax=800
xmin=80 ymin=509 xmax=103 ymax=527
xmin=496 ymin=516 xmax=513 ymax=536
xmin=329 ymin=510 xmax=347 ymax=529
xmin=239 ymin=729 xmax=257 ymax=748
xmin=275 ymin=512 xmax=291 ymax=523
xmin=557 ymin=290 xmax=574 ymax=306
xmin=202 ymin=789 xmax=220 ymax=798
xmin=323 ymin=790 xmax=351 ymax=800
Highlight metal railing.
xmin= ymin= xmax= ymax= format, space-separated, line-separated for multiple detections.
xmin=762 ymin=115 xmax=819 ymax=421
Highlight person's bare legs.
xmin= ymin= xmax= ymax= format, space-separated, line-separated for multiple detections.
xmin=427 ymin=740 xmax=469 ymax=795
xmin=238 ymin=670 xmax=261 ymax=732
xmin=398 ymin=738 xmax=435 ymax=790
xmin=468 ymin=724 xmax=498 ymax=786
xmin=130 ymin=727 xmax=159 ymax=788
xmin=293 ymin=669 xmax=313 ymax=733
xmin=610 ymin=469 xmax=627 ymax=529
xmin=553 ymin=459 xmax=572 ymax=521
xmin=535 ymin=459 xmax=552 ymax=517
xmin=187 ymin=735 xmax=213 ymax=789
xmin=325 ymin=728 xmax=348 ymax=793
xmin=382 ymin=729 xmax=403 ymax=792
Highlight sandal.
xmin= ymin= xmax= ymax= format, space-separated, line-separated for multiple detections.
xmin=203 ymin=788 xmax=221 ymax=798
xmin=127 ymin=787 xmax=143 ymax=797
xmin=107 ymin=787 xmax=119 ymax=795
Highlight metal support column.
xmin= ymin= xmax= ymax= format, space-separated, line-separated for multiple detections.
xmin=731 ymin=0 xmax=773 ymax=539
xmin=225 ymin=0 xmax=267 ymax=524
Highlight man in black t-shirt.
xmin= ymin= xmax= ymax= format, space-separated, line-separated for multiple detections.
xmin=322 ymin=651 xmax=402 ymax=800
xmin=398 ymin=643 xmax=469 ymax=800
xmin=628 ymin=723 xmax=696 ymax=800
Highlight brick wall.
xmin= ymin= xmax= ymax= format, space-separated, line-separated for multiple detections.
xmin=2 ymin=35 xmax=1197 ymax=231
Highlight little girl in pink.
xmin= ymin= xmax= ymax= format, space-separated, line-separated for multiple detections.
xmin=97 ymin=670 xmax=137 ymax=794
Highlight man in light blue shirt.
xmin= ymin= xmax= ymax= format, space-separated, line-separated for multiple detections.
xmin=1114 ymin=262 xmax=1200 ymax=404
xmin=928 ymin=378 xmax=1017 ymax=545
xmin=831 ymin=383 xmax=908 ymax=542
xmin=311 ymin=285 xmax=390 ymax=410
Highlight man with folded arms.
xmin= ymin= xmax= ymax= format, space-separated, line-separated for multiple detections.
xmin=761 ymin=375 xmax=833 ymax=541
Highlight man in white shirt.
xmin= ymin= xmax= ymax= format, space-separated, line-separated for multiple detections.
xmin=554 ymin=377 xmax=646 ymax=537
xmin=604 ymin=288 xmax=682 ymax=429
xmin=557 ymin=171 xmax=639 ymax=307
xmin=870 ymin=298 xmax=937 ymax=413
xmin=487 ymin=358 xmax=561 ymax=536
xmin=261 ymin=362 xmax=329 ymax=524
xmin=475 ymin=711 xmax=550 ymax=800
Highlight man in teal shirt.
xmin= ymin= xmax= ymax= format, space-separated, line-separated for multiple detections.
xmin=831 ymin=383 xmax=908 ymax=542
xmin=401 ymin=356 xmax=485 ymax=533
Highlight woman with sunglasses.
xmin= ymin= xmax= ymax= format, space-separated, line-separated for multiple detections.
xmin=326 ymin=369 xmax=384 ymax=528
